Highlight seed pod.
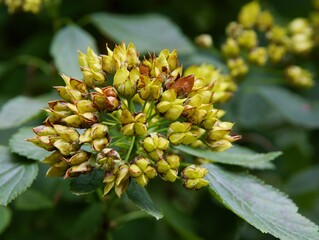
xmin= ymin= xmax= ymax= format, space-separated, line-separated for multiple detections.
xmin=129 ymin=157 xmax=157 ymax=187
xmin=142 ymin=133 xmax=169 ymax=161
xmin=181 ymin=165 xmax=209 ymax=190
xmin=121 ymin=110 xmax=147 ymax=136
xmin=91 ymin=86 xmax=120 ymax=112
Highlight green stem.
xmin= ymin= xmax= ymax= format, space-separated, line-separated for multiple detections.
xmin=141 ymin=100 xmax=147 ymax=112
xmin=102 ymin=121 xmax=117 ymax=126
xmin=146 ymin=101 xmax=154 ymax=118
xmin=106 ymin=113 xmax=121 ymax=124
xmin=96 ymin=188 xmax=104 ymax=201
xmin=125 ymin=136 xmax=136 ymax=162
xmin=180 ymin=162 xmax=192 ymax=167
xmin=129 ymin=98 xmax=135 ymax=112
xmin=147 ymin=112 xmax=158 ymax=122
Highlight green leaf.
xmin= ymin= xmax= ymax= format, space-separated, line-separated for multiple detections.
xmin=50 ymin=24 xmax=98 ymax=79
xmin=0 ymin=96 xmax=47 ymax=129
xmin=90 ymin=12 xmax=195 ymax=55
xmin=69 ymin=169 xmax=104 ymax=195
xmin=126 ymin=180 xmax=163 ymax=220
xmin=14 ymin=189 xmax=53 ymax=210
xmin=204 ymin=163 xmax=319 ymax=240
xmin=257 ymin=85 xmax=319 ymax=129
xmin=0 ymin=146 xmax=38 ymax=206
xmin=176 ymin=145 xmax=280 ymax=169
xmin=237 ymin=91 xmax=283 ymax=128
xmin=9 ymin=127 xmax=50 ymax=161
xmin=0 ymin=206 xmax=11 ymax=234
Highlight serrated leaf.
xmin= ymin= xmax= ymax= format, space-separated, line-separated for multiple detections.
xmin=0 ymin=206 xmax=11 ymax=234
xmin=126 ymin=180 xmax=163 ymax=220
xmin=90 ymin=12 xmax=195 ymax=55
xmin=9 ymin=127 xmax=50 ymax=161
xmin=204 ymin=163 xmax=319 ymax=240
xmin=0 ymin=96 xmax=47 ymax=129
xmin=50 ymin=24 xmax=98 ymax=79
xmin=14 ymin=189 xmax=53 ymax=210
xmin=0 ymin=146 xmax=38 ymax=206
xmin=69 ymin=169 xmax=104 ymax=195
xmin=176 ymin=145 xmax=280 ymax=169
xmin=257 ymin=85 xmax=319 ymax=129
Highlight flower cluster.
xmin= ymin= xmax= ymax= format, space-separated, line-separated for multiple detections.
xmin=221 ymin=1 xmax=316 ymax=88
xmin=3 ymin=0 xmax=43 ymax=13
xmin=28 ymin=42 xmax=240 ymax=197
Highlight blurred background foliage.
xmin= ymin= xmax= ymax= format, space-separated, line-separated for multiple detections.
xmin=0 ymin=0 xmax=319 ymax=239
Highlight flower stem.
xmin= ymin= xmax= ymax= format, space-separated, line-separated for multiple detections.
xmin=125 ymin=136 xmax=136 ymax=162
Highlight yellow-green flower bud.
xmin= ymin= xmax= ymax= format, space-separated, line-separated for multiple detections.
xmin=168 ymin=122 xmax=198 ymax=145
xmin=202 ymin=109 xmax=224 ymax=130
xmin=42 ymin=151 xmax=62 ymax=165
xmin=267 ymin=44 xmax=286 ymax=63
xmin=206 ymin=139 xmax=233 ymax=152
xmin=79 ymin=128 xmax=92 ymax=143
xmin=79 ymin=47 xmax=106 ymax=87
xmin=91 ymin=86 xmax=120 ymax=112
xmin=226 ymin=22 xmax=244 ymax=39
xmin=166 ymin=155 xmax=180 ymax=169
xmin=156 ymin=90 xmax=185 ymax=121
xmin=75 ymin=100 xmax=97 ymax=114
xmin=66 ymin=150 xmax=91 ymax=165
xmin=55 ymin=74 xmax=89 ymax=103
xmin=62 ymin=115 xmax=83 ymax=128
xmin=53 ymin=124 xmax=79 ymax=142
xmin=256 ymin=11 xmax=273 ymax=31
xmin=221 ymin=38 xmax=240 ymax=58
xmin=97 ymin=148 xmax=121 ymax=170
xmin=129 ymin=157 xmax=157 ymax=187
xmin=288 ymin=18 xmax=311 ymax=35
xmin=121 ymin=110 xmax=147 ymax=136
xmin=65 ymin=161 xmax=93 ymax=178
xmin=142 ymin=133 xmax=169 ymax=161
xmin=46 ymin=160 xmax=69 ymax=177
xmin=129 ymin=164 xmax=143 ymax=177
xmin=53 ymin=139 xmax=80 ymax=156
xmin=194 ymin=34 xmax=213 ymax=48
xmin=157 ymin=160 xmax=170 ymax=173
xmin=181 ymin=165 xmax=209 ymax=190
xmin=27 ymin=136 xmax=55 ymax=151
xmin=156 ymin=155 xmax=180 ymax=182
xmin=248 ymin=47 xmax=268 ymax=66
xmin=92 ymin=137 xmax=109 ymax=152
xmin=227 ymin=58 xmax=249 ymax=78
xmin=103 ymin=162 xmax=130 ymax=197
xmin=237 ymin=30 xmax=258 ymax=49
xmin=289 ymin=33 xmax=314 ymax=54
xmin=91 ymin=123 xmax=108 ymax=139
xmin=238 ymin=1 xmax=260 ymax=28
xmin=137 ymin=75 xmax=163 ymax=100
xmin=33 ymin=125 xmax=57 ymax=136
xmin=206 ymin=122 xmax=233 ymax=141
xmin=266 ymin=26 xmax=288 ymax=44
xmin=114 ymin=67 xmax=139 ymax=97
xmin=285 ymin=65 xmax=314 ymax=88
